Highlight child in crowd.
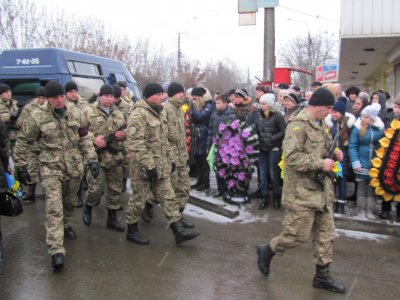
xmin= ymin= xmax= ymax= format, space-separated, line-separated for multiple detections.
xmin=348 ymin=103 xmax=384 ymax=219
xmin=325 ymin=97 xmax=355 ymax=214
xmin=207 ymin=94 xmax=237 ymax=198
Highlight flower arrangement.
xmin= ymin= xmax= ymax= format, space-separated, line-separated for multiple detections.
xmin=213 ymin=119 xmax=259 ymax=199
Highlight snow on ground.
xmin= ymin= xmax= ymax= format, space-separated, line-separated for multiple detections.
xmin=336 ymin=229 xmax=390 ymax=241
xmin=184 ymin=203 xmax=269 ymax=224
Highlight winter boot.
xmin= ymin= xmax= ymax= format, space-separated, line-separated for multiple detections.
xmin=23 ymin=183 xmax=36 ymax=202
xmin=335 ymin=200 xmax=346 ymax=214
xmin=51 ymin=253 xmax=64 ymax=271
xmin=179 ymin=207 xmax=194 ymax=228
xmin=170 ymin=219 xmax=200 ymax=245
xmin=122 ymin=178 xmax=128 ymax=193
xmin=190 ymin=181 xmax=202 ymax=189
xmin=196 ymin=182 xmax=210 ymax=191
xmin=273 ymin=193 xmax=281 ymax=209
xmin=380 ymin=201 xmax=391 ymax=220
xmin=257 ymin=244 xmax=275 ymax=276
xmin=313 ymin=264 xmax=346 ymax=293
xmin=82 ymin=204 xmax=92 ymax=225
xmin=64 ymin=227 xmax=77 ymax=240
xmin=258 ymin=195 xmax=269 ymax=210
xmin=106 ymin=209 xmax=125 ymax=231
xmin=141 ymin=202 xmax=154 ymax=223
xmin=126 ymin=223 xmax=150 ymax=245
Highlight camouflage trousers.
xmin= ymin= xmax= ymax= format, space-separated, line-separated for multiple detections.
xmin=269 ymin=206 xmax=335 ymax=266
xmin=170 ymin=165 xmax=190 ymax=210
xmin=27 ymin=151 xmax=40 ymax=184
xmin=85 ymin=165 xmax=122 ymax=210
xmin=122 ymin=158 xmax=130 ymax=179
xmin=126 ymin=177 xmax=181 ymax=224
xmin=41 ymin=176 xmax=80 ymax=256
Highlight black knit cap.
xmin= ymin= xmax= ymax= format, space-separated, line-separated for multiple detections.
xmin=116 ymin=81 xmax=127 ymax=89
xmin=167 ymin=82 xmax=184 ymax=97
xmin=191 ymin=87 xmax=207 ymax=97
xmin=308 ymin=87 xmax=335 ymax=106
xmin=311 ymin=81 xmax=322 ymax=87
xmin=284 ymin=93 xmax=299 ymax=104
xmin=99 ymin=84 xmax=114 ymax=97
xmin=112 ymin=85 xmax=122 ymax=98
xmin=0 ymin=84 xmax=11 ymax=95
xmin=64 ymin=81 xmax=78 ymax=93
xmin=143 ymin=83 xmax=163 ymax=99
xmin=277 ymin=83 xmax=289 ymax=89
xmin=35 ymin=86 xmax=46 ymax=97
xmin=45 ymin=81 xmax=65 ymax=98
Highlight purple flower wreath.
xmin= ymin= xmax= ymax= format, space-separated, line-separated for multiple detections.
xmin=212 ymin=119 xmax=259 ymax=197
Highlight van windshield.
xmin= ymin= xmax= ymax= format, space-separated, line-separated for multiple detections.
xmin=1 ymin=79 xmax=42 ymax=106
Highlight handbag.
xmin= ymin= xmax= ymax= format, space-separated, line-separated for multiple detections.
xmin=0 ymin=191 xmax=23 ymax=217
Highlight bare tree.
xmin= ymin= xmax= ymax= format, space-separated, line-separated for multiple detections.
xmin=277 ymin=32 xmax=338 ymax=90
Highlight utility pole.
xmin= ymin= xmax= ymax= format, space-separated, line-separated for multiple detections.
xmin=263 ymin=8 xmax=275 ymax=82
xmin=177 ymin=32 xmax=183 ymax=84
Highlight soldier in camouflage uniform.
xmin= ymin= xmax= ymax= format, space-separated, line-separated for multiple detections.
xmin=16 ymin=86 xmax=47 ymax=202
xmin=117 ymin=81 xmax=134 ymax=105
xmin=14 ymin=81 xmax=99 ymax=270
xmin=125 ymin=83 xmax=200 ymax=245
xmin=0 ymin=84 xmax=19 ymax=153
xmin=257 ymin=88 xmax=346 ymax=294
xmin=82 ymin=84 xmax=126 ymax=232
xmin=113 ymin=85 xmax=134 ymax=193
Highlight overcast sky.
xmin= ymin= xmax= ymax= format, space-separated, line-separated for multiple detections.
xmin=36 ymin=0 xmax=341 ymax=80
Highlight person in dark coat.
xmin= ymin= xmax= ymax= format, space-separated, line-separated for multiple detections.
xmin=190 ymin=87 xmax=214 ymax=191
xmin=253 ymin=94 xmax=286 ymax=209
xmin=371 ymin=91 xmax=389 ymax=125
xmin=207 ymin=94 xmax=237 ymax=197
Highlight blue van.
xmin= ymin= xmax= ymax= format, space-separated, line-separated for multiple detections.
xmin=0 ymin=47 xmax=142 ymax=106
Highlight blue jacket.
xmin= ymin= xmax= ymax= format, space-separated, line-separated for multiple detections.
xmin=348 ymin=117 xmax=384 ymax=180
xmin=191 ymin=100 xmax=214 ymax=156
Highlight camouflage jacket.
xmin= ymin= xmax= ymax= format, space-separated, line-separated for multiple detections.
xmin=0 ymin=97 xmax=18 ymax=124
xmin=17 ymin=98 xmax=43 ymax=127
xmin=14 ymin=102 xmax=97 ymax=178
xmin=85 ymin=103 xmax=126 ymax=166
xmin=67 ymin=96 xmax=90 ymax=111
xmin=282 ymin=108 xmax=334 ymax=210
xmin=127 ymin=99 xmax=174 ymax=180
xmin=115 ymin=98 xmax=134 ymax=121
xmin=162 ymin=98 xmax=188 ymax=166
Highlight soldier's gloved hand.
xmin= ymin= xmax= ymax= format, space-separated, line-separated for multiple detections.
xmin=171 ymin=162 xmax=176 ymax=173
xmin=147 ymin=168 xmax=158 ymax=182
xmin=89 ymin=162 xmax=100 ymax=179
xmin=16 ymin=167 xmax=31 ymax=185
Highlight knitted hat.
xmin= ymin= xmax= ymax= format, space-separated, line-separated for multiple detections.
xmin=256 ymin=85 xmax=268 ymax=93
xmin=311 ymin=81 xmax=322 ymax=87
xmin=234 ymin=89 xmax=248 ymax=100
xmin=167 ymin=82 xmax=184 ymax=97
xmin=45 ymin=81 xmax=65 ymax=98
xmin=35 ymin=86 xmax=46 ymax=98
xmin=284 ymin=93 xmax=299 ymax=104
xmin=112 ymin=85 xmax=121 ymax=99
xmin=259 ymin=93 xmax=275 ymax=106
xmin=191 ymin=87 xmax=207 ymax=97
xmin=99 ymin=84 xmax=114 ymax=97
xmin=162 ymin=83 xmax=169 ymax=93
xmin=332 ymin=96 xmax=347 ymax=115
xmin=277 ymin=83 xmax=289 ymax=89
xmin=0 ymin=84 xmax=11 ymax=95
xmin=143 ymin=83 xmax=163 ymax=99
xmin=361 ymin=103 xmax=381 ymax=121
xmin=64 ymin=81 xmax=78 ymax=93
xmin=292 ymin=85 xmax=301 ymax=92
xmin=308 ymin=87 xmax=335 ymax=106
xmin=116 ymin=81 xmax=127 ymax=89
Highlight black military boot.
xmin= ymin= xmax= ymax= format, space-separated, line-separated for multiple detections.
xmin=196 ymin=182 xmax=210 ymax=192
xmin=273 ymin=193 xmax=281 ymax=209
xmin=179 ymin=207 xmax=194 ymax=228
xmin=141 ymin=202 xmax=154 ymax=223
xmin=126 ymin=223 xmax=150 ymax=245
xmin=82 ymin=204 xmax=92 ymax=225
xmin=257 ymin=244 xmax=275 ymax=276
xmin=122 ymin=178 xmax=128 ymax=193
xmin=380 ymin=201 xmax=391 ymax=220
xmin=190 ymin=180 xmax=202 ymax=189
xmin=258 ymin=195 xmax=269 ymax=210
xmin=51 ymin=253 xmax=64 ymax=271
xmin=64 ymin=227 xmax=77 ymax=240
xmin=23 ymin=183 xmax=36 ymax=202
xmin=106 ymin=209 xmax=125 ymax=231
xmin=313 ymin=264 xmax=346 ymax=293
xmin=170 ymin=219 xmax=200 ymax=245
xmin=336 ymin=200 xmax=346 ymax=214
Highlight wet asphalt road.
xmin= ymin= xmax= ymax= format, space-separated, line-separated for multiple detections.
xmin=1 ymin=192 xmax=400 ymax=300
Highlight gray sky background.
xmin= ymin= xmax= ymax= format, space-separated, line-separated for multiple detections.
xmin=36 ymin=0 xmax=341 ymax=79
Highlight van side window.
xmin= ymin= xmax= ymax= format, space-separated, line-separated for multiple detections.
xmin=72 ymin=77 xmax=104 ymax=100
xmin=67 ymin=60 xmax=102 ymax=76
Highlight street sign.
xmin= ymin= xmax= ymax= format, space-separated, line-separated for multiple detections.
xmin=259 ymin=0 xmax=279 ymax=8
xmin=315 ymin=63 xmax=339 ymax=83
xmin=238 ymin=0 xmax=258 ymax=13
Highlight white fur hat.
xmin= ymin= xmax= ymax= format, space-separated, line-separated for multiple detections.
xmin=361 ymin=103 xmax=381 ymax=121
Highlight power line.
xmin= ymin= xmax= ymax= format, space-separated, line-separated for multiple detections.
xmin=279 ymin=5 xmax=339 ymax=23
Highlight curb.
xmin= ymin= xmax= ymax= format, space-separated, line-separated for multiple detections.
xmin=189 ymin=193 xmax=239 ymax=219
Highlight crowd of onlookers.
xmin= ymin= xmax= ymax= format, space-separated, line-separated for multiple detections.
xmin=183 ymin=81 xmax=400 ymax=222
